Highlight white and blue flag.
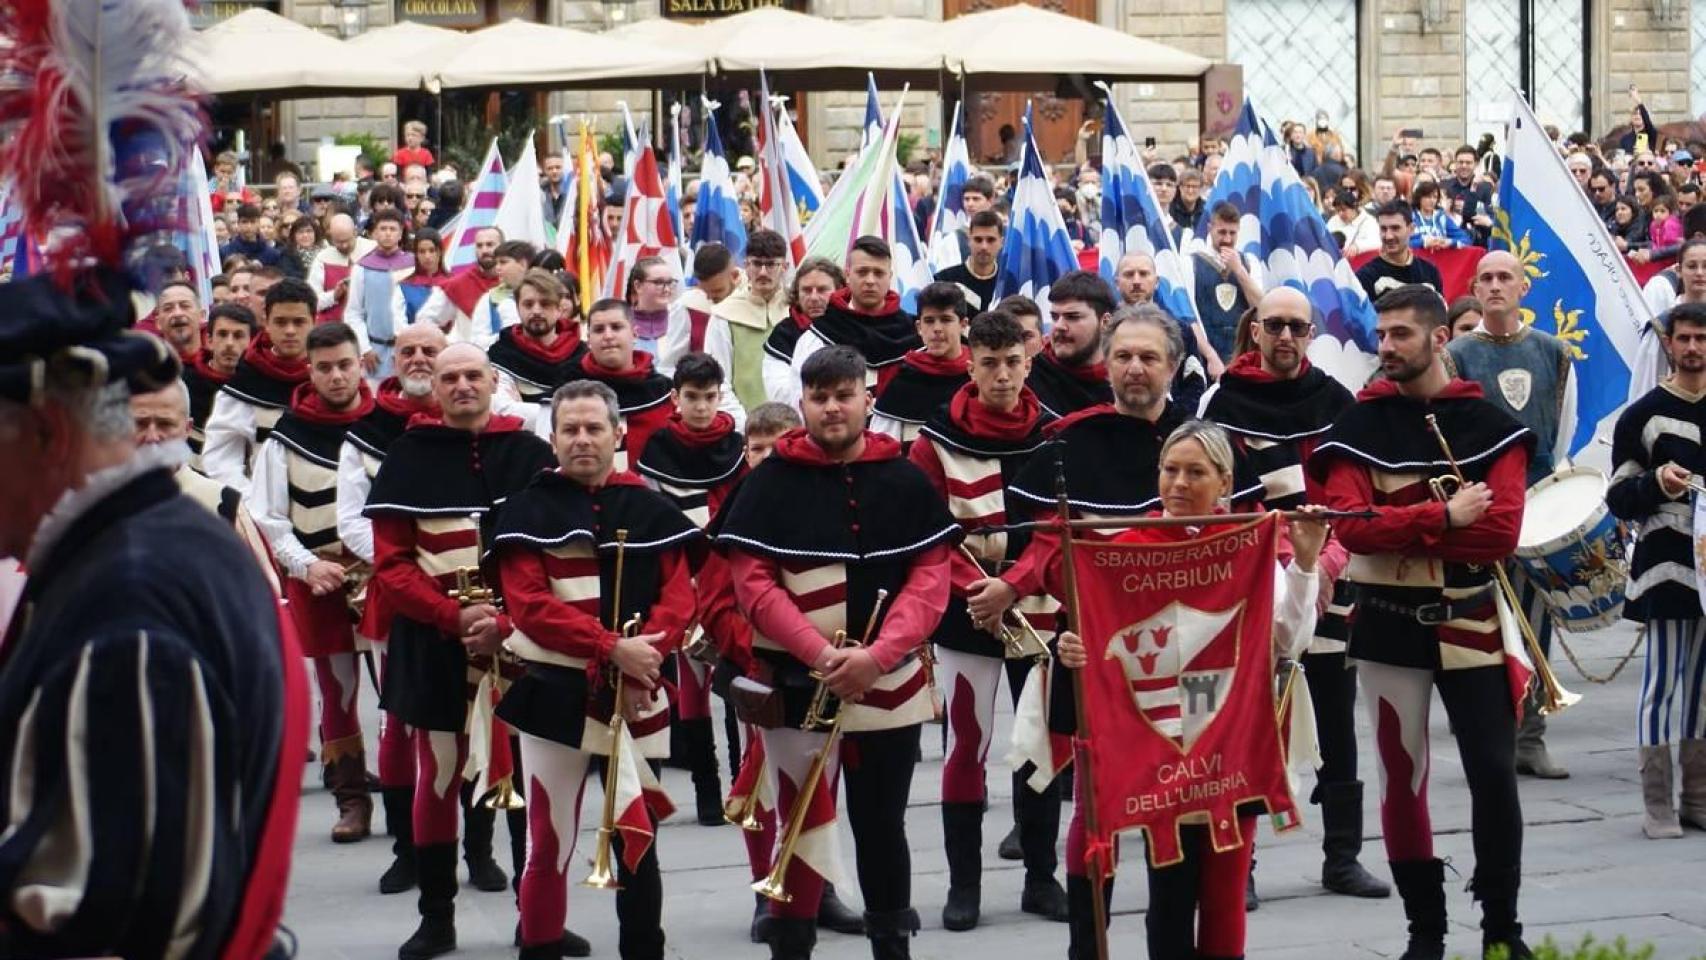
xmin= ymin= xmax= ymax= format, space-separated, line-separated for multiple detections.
xmin=925 ymin=101 xmax=972 ymax=275
xmin=666 ymin=102 xmax=686 ymax=266
xmin=993 ymin=108 xmax=1077 ymax=317
xmin=773 ymin=97 xmax=824 ymax=219
xmin=1495 ymin=94 xmax=1648 ymax=465
xmin=1201 ymin=98 xmax=1379 ymax=388
xmin=1095 ymin=86 xmax=1198 ymax=329
xmin=691 ymin=100 xmax=748 ymax=261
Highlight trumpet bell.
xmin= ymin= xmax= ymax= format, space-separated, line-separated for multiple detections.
xmin=480 ymin=778 xmax=526 ymax=811
xmin=581 ymin=831 xmax=621 ymax=890
xmin=723 ymin=795 xmax=764 ymax=832
xmin=752 ymin=873 xmax=793 ymax=903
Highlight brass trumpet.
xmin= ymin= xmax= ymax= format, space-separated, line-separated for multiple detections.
xmin=722 ymin=769 xmax=765 ymax=832
xmin=1423 ymin=415 xmax=1582 ymax=716
xmin=585 ymin=530 xmax=639 ymax=891
xmin=957 ymin=544 xmax=1051 ymax=660
xmin=755 ymin=589 xmax=889 ymax=902
xmin=343 ymin=559 xmax=373 ymax=622
xmin=444 ymin=515 xmax=525 ymax=812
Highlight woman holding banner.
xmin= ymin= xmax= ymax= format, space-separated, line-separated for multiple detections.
xmin=1056 ymin=419 xmax=1327 ymax=960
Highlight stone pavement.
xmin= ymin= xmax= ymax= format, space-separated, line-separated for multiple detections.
xmin=283 ymin=621 xmax=1706 ymax=959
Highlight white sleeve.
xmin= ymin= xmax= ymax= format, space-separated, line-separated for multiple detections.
xmin=492 ymin=389 xmax=542 ymax=436
xmin=788 ymin=330 xmax=826 ymax=410
xmin=308 ymin=253 xmax=336 ymax=310
xmin=869 ymin=412 xmax=903 ymax=441
xmin=1196 ymin=381 xmax=1220 ymax=418
xmin=201 ymin=391 xmax=257 ymax=494
xmin=703 ymin=316 xmax=736 ymax=385
xmin=390 ymin=283 xmax=408 ymax=333
xmin=1555 ymin=362 xmax=1577 ymax=468
xmin=335 ymin=440 xmax=375 ymax=564
xmin=718 ymin=376 xmax=747 ymax=433
xmin=658 ymin=301 xmax=691 ymax=375
xmin=342 ymin=265 xmax=372 ymax=353
xmin=249 ymin=439 xmax=316 ymax=579
xmin=763 ymin=349 xmax=798 ymax=408
xmin=415 ymin=288 xmax=451 ymax=332
xmin=1643 ymin=274 xmax=1679 ymax=319
xmin=1272 ymin=560 xmax=1320 ymax=660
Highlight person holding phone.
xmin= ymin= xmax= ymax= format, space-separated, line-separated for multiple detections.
xmin=1621 ymin=84 xmax=1661 ymax=157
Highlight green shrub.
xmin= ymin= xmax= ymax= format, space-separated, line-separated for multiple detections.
xmin=1470 ymin=934 xmax=1702 ymax=960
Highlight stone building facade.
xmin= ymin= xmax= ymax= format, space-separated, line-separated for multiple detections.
xmin=220 ymin=0 xmax=1697 ymax=180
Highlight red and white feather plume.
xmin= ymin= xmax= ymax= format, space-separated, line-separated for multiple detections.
xmin=0 ymin=0 xmax=203 ymax=278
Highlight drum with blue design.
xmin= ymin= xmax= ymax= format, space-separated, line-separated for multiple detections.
xmin=1514 ymin=467 xmax=1628 ymax=632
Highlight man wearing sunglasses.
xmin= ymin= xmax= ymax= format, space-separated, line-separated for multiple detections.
xmin=1201 ymin=288 xmax=1388 ymax=903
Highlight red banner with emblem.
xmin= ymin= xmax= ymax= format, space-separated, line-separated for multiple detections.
xmin=1071 ymin=514 xmax=1298 ymax=870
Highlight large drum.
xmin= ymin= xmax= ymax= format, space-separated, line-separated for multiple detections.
xmin=1514 ymin=467 xmax=1628 ymax=632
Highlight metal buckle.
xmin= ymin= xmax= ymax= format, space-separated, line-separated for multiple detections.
xmin=1412 ymin=602 xmax=1449 ymax=626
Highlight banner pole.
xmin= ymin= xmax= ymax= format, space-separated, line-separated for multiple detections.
xmin=1054 ymin=457 xmax=1109 ymax=960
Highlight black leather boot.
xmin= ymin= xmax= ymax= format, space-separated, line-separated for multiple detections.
xmin=765 ymin=915 xmax=816 ymax=960
xmin=863 ymin=907 xmax=919 ymax=960
xmin=378 ymin=787 xmax=417 ymax=895
xmin=398 ymin=843 xmax=457 ymax=960
xmin=1066 ymin=873 xmax=1115 ymax=960
xmin=817 ymin=883 xmax=865 ymax=934
xmin=1473 ymin=865 xmax=1533 ymax=960
xmin=1390 ymin=859 xmax=1447 ymax=960
xmin=941 ymin=801 xmax=983 ymax=931
xmin=1319 ymin=781 xmax=1391 ymax=898
xmin=686 ymin=717 xmax=725 ymax=826
xmin=460 ymin=784 xmax=508 ymax=892
xmin=1016 ymin=774 xmax=1067 ymax=921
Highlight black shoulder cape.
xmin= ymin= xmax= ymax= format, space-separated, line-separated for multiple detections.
xmin=1009 ymin=405 xmax=1264 ymax=514
xmin=222 ymin=358 xmax=296 ymax=409
xmin=1204 ymin=366 xmax=1354 ymax=441
xmin=492 ymin=471 xmax=700 ymax=555
xmin=487 ymin=328 xmax=588 ymax=393
xmin=365 ymin=424 xmax=556 ymax=517
xmin=713 ymin=454 xmax=961 ymax=562
xmin=807 ymin=301 xmax=920 ymax=368
xmin=270 ymin=412 xmax=353 ymax=468
xmin=1305 ymin=391 xmax=1534 ymax=485
xmin=635 ymin=427 xmax=747 ymax=488
xmin=1026 ymin=352 xmax=1112 ymax=418
xmin=347 ymin=404 xmax=414 ymax=460
xmin=873 ymin=362 xmax=969 ymax=425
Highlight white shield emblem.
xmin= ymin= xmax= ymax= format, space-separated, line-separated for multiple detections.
xmin=1497 ymin=369 xmax=1533 ymax=412
xmin=1104 ymin=600 xmax=1244 ymax=750
xmin=1214 ymin=282 xmax=1239 ymax=312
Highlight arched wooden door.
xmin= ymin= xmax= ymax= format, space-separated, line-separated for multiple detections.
xmin=946 ymin=0 xmax=1096 ymax=167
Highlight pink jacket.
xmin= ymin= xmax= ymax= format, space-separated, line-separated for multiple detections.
xmin=1652 ymin=214 xmax=1683 ymax=249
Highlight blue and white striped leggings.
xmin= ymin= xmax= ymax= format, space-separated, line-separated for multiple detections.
xmin=1638 ymin=619 xmax=1706 ymax=746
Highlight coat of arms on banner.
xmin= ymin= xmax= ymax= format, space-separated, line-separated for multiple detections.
xmin=1105 ymin=601 xmax=1244 ymax=751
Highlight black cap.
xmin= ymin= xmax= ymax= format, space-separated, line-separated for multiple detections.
xmin=310 ymin=185 xmax=338 ymax=201
xmin=0 ymin=268 xmax=181 ymax=406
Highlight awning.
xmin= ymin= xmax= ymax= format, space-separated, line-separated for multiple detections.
xmin=196 ymin=9 xmax=422 ymax=96
xmin=432 ymin=19 xmax=706 ymax=91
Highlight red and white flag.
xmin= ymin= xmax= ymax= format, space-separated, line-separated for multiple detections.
xmin=725 ymin=731 xmax=773 ymax=818
xmin=602 ymin=144 xmax=681 ymax=301
xmin=1071 ymin=514 xmax=1298 ymax=870
xmin=1006 ymin=658 xmax=1072 ymax=793
xmin=612 ymin=720 xmax=675 ymax=871
xmin=756 ymin=70 xmax=807 ymax=268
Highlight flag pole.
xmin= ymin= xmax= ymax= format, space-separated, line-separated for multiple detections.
xmin=1053 ymin=454 xmax=1109 ymax=960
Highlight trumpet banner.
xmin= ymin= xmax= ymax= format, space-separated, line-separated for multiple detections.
xmin=1071 ymin=515 xmax=1298 ymax=869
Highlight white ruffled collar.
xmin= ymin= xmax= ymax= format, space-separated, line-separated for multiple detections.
xmin=26 ymin=441 xmax=189 ymax=570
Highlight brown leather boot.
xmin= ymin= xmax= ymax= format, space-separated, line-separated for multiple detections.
xmin=325 ymin=734 xmax=372 ymax=843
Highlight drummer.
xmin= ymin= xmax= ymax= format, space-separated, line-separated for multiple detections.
xmin=1607 ymin=299 xmax=1706 ymax=839
xmin=1445 ymin=252 xmax=1575 ymax=780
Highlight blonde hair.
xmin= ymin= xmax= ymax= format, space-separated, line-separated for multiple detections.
xmin=403 ymin=120 xmax=427 ymax=137
xmin=1160 ymin=419 xmax=1236 ymax=482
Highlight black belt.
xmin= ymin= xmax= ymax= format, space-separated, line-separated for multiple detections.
xmin=1360 ymin=582 xmax=1496 ymax=626
xmin=371 ymin=335 xmax=396 ymax=347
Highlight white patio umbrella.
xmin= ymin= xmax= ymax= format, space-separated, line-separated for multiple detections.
xmin=432 ymin=19 xmax=706 ymax=91
xmin=196 ymin=9 xmax=422 ymax=96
